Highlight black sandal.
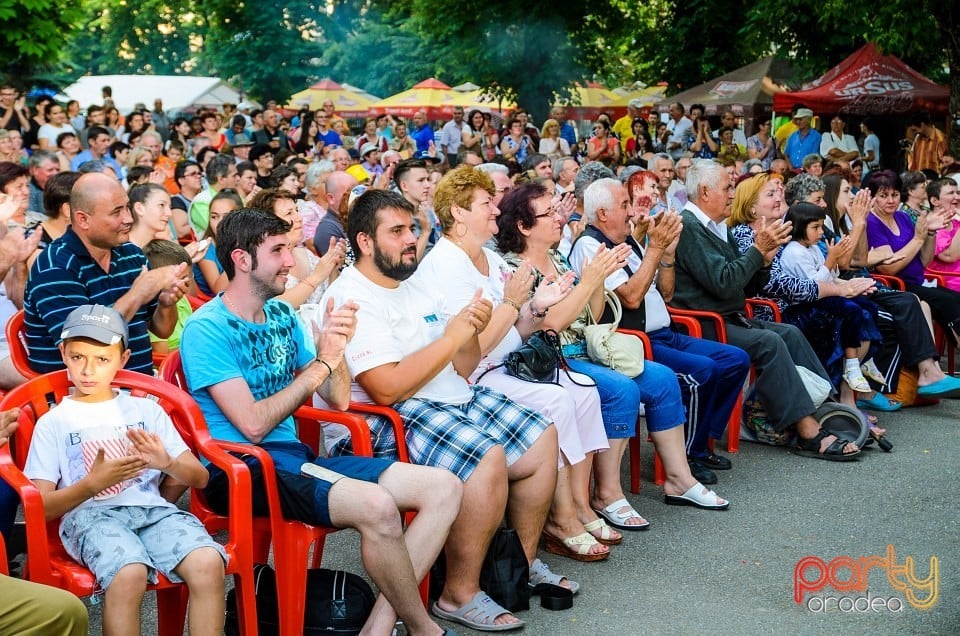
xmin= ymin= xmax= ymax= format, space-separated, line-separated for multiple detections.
xmin=795 ymin=429 xmax=861 ymax=462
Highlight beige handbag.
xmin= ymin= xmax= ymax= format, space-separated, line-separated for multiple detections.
xmin=583 ymin=290 xmax=645 ymax=377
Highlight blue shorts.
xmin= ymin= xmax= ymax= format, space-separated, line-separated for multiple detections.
xmin=204 ymin=440 xmax=394 ymax=527
xmin=60 ymin=505 xmax=227 ymax=591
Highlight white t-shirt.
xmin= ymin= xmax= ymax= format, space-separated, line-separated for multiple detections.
xmin=568 ymin=232 xmax=671 ymax=331
xmin=320 ymin=265 xmax=474 ymax=404
xmin=819 ymin=132 xmax=859 ymax=159
xmin=779 ymin=241 xmax=835 ymax=284
xmin=23 ymin=391 xmax=188 ymax=525
xmin=37 ymin=123 xmax=77 ymax=147
xmin=416 ymin=237 xmax=523 ymax=380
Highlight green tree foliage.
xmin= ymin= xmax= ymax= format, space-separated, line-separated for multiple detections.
xmin=198 ymin=0 xmax=328 ymax=102
xmin=0 ymin=0 xmax=86 ymax=84
xmin=63 ymin=0 xmax=207 ymax=77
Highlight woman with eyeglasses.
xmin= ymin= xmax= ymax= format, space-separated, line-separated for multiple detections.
xmin=500 ymin=116 xmax=532 ymax=165
xmin=586 ymin=119 xmax=619 ymax=169
xmin=746 ymin=119 xmax=776 ymax=170
xmin=418 ymin=167 xmax=617 ymax=571
xmin=496 ymin=180 xmax=731 ymax=530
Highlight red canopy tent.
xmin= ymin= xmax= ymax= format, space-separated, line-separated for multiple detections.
xmin=773 ymin=42 xmax=949 ymax=116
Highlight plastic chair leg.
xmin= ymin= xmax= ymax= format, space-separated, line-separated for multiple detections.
xmin=155 ymin=585 xmax=188 ymax=636
xmin=628 ymin=435 xmax=642 ymax=494
xmin=273 ymin=527 xmax=317 ymax=636
xmin=652 ymin=450 xmax=665 ymax=486
xmin=726 ymin=391 xmax=742 ymax=453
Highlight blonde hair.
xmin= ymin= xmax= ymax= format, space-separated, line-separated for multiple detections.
xmin=433 ymin=165 xmax=494 ymax=233
xmin=540 ymin=118 xmax=560 ymax=139
xmin=728 ymin=172 xmax=781 ymax=226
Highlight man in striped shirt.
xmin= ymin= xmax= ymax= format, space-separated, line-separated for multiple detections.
xmin=23 ymin=172 xmax=191 ymax=375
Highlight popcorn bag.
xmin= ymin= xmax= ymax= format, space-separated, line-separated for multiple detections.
xmin=80 ymin=426 xmax=130 ymax=500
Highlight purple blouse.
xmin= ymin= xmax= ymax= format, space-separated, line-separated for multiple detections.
xmin=865 ymin=211 xmax=924 ymax=285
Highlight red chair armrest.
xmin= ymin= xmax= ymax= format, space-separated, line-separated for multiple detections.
xmin=745 ymin=298 xmax=782 ymax=322
xmin=0 ymin=450 xmax=55 ymax=585
xmin=348 ymin=402 xmax=409 ymax=462
xmin=667 ymin=314 xmax=703 ymax=338
xmin=870 ymin=274 xmax=905 ymax=291
xmin=294 ymin=405 xmax=374 ymax=458
xmin=667 ymin=307 xmax=728 ymax=342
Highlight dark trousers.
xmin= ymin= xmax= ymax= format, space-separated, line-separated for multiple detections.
xmin=906 ymin=283 xmax=960 ymax=346
xmin=647 ymin=327 xmax=751 ymax=456
xmin=724 ymin=319 xmax=830 ymax=432
xmin=871 ymin=290 xmax=939 ymax=390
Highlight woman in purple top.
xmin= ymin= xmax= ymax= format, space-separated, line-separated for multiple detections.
xmin=865 ymin=170 xmax=960 ymax=395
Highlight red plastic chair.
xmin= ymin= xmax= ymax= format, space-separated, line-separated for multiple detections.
xmin=666 ymin=307 xmax=744 ymax=454
xmin=159 ymin=350 xmax=424 ymax=633
xmin=921 ymin=269 xmax=958 ymax=374
xmin=5 ymin=310 xmax=38 ymax=381
xmin=0 ymin=370 xmax=258 ymax=636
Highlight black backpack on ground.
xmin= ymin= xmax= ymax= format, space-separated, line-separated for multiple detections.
xmin=225 ymin=563 xmax=375 ymax=635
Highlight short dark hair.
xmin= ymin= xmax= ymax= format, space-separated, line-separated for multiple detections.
xmin=927 ymin=177 xmax=958 ymax=203
xmin=249 ymin=144 xmax=274 ymax=163
xmin=900 ymin=171 xmax=927 ymax=199
xmin=87 ymin=126 xmax=110 ymax=140
xmin=495 ymin=182 xmax=549 ymax=254
xmin=269 ymin=164 xmax=295 ymax=188
xmin=125 ymin=165 xmax=153 ymax=185
xmin=346 ymin=189 xmax=414 ymax=256
xmin=215 ymin=207 xmax=291 ymax=280
xmin=394 ymin=158 xmax=427 ymax=187
xmin=0 ymin=161 xmax=28 ymax=192
xmin=55 ymin=131 xmax=77 ymax=148
xmin=863 ymin=170 xmax=901 ymax=197
xmin=236 ymin=160 xmax=256 ymax=176
xmin=195 ymin=146 xmax=218 ymax=167
xmin=785 ymin=202 xmax=827 ymax=241
xmin=521 ymin=153 xmax=548 ymax=172
xmin=175 ymin=159 xmax=199 ymax=183
xmin=109 ymin=140 xmax=129 ymax=158
xmin=143 ymin=239 xmax=191 ymax=269
xmin=206 ymin=154 xmax=234 ymax=183
xmin=42 ymin=171 xmax=81 ymax=219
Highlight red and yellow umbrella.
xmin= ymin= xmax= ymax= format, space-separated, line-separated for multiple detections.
xmin=286 ymin=79 xmax=379 ymax=118
xmin=370 ymin=78 xmax=462 ymax=120
xmin=555 ymin=82 xmax=627 ymax=120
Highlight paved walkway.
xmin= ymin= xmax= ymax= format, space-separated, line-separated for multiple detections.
xmin=88 ymin=396 xmax=959 ymax=635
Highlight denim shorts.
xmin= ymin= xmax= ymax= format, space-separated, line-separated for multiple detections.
xmin=60 ymin=504 xmax=227 ymax=591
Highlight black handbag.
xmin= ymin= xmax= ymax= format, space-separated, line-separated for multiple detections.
xmin=429 ymin=527 xmax=531 ymax=613
xmin=502 ymin=329 xmax=562 ymax=383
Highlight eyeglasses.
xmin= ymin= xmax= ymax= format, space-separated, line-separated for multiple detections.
xmin=534 ymin=206 xmax=561 ymax=219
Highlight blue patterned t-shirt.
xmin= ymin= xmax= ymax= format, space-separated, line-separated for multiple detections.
xmin=181 ymin=296 xmax=316 ymax=444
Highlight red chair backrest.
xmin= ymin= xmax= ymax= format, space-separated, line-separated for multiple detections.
xmin=5 ymin=310 xmax=38 ymax=380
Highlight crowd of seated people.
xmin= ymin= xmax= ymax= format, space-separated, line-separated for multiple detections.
xmin=2 ymin=91 xmax=960 ymax=632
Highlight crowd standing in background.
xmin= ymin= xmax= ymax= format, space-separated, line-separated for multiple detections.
xmin=0 ymin=81 xmax=959 ymax=633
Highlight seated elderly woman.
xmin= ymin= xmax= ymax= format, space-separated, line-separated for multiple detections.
xmin=496 ymin=180 xmax=730 ymax=519
xmin=864 ymin=170 xmax=960 ymax=398
xmin=417 ymin=166 xmax=616 ymax=573
xmin=732 ymin=171 xmax=960 ymax=409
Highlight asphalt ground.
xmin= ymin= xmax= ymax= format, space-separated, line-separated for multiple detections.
xmin=78 ymin=394 xmax=959 ymax=635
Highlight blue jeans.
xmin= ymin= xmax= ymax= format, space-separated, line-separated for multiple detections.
xmin=566 ymin=358 xmax=685 ymax=437
xmin=647 ymin=328 xmax=751 ymax=457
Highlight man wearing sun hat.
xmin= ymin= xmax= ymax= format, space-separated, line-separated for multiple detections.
xmin=784 ymin=107 xmax=822 ymax=172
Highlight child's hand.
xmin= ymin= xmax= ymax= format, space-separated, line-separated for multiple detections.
xmin=126 ymin=428 xmax=174 ymax=472
xmin=87 ymin=448 xmax=147 ymax=492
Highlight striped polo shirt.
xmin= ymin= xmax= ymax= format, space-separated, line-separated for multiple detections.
xmin=24 ymin=227 xmax=156 ymax=374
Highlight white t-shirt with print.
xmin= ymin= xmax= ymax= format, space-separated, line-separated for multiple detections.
xmin=23 ymin=391 xmax=189 ymax=524
xmin=320 ymin=265 xmax=474 ymax=404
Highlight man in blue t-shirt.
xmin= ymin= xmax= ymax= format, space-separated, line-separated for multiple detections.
xmin=410 ymin=110 xmax=435 ymax=153
xmin=784 ymin=108 xmax=823 ymax=172
xmin=24 ymin=173 xmax=190 ymax=374
xmin=180 ymin=207 xmax=461 ymax=636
